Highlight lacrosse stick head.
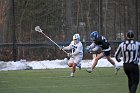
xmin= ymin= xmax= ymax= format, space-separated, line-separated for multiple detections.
xmin=35 ymin=26 xmax=43 ymax=32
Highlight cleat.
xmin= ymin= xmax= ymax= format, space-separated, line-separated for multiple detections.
xmin=70 ymin=73 xmax=74 ymax=77
xmin=115 ymin=67 xmax=120 ymax=75
xmin=86 ymin=68 xmax=93 ymax=73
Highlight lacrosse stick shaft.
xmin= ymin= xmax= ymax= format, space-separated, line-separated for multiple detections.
xmin=40 ymin=32 xmax=68 ymax=54
xmin=41 ymin=32 xmax=60 ymax=47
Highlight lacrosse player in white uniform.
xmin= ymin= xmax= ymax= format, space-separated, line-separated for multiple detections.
xmin=60 ymin=34 xmax=83 ymax=77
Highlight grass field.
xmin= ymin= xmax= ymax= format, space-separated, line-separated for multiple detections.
xmin=0 ymin=67 xmax=139 ymax=93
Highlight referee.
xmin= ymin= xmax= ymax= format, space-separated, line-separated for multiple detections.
xmin=115 ymin=30 xmax=139 ymax=93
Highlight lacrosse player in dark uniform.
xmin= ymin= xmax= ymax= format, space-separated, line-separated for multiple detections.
xmin=86 ymin=31 xmax=120 ymax=73
xmin=115 ymin=30 xmax=140 ymax=93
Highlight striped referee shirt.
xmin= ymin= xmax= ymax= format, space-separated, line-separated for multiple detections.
xmin=115 ymin=40 xmax=140 ymax=64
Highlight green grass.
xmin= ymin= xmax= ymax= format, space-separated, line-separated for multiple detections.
xmin=0 ymin=68 xmax=139 ymax=93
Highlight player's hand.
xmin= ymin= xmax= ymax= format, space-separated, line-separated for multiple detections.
xmin=85 ymin=46 xmax=93 ymax=53
xmin=86 ymin=46 xmax=90 ymax=51
xmin=67 ymin=53 xmax=72 ymax=57
xmin=91 ymin=46 xmax=102 ymax=54
xmin=85 ymin=46 xmax=91 ymax=53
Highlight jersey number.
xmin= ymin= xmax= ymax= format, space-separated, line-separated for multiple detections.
xmin=123 ymin=44 xmax=136 ymax=51
xmin=72 ymin=45 xmax=77 ymax=53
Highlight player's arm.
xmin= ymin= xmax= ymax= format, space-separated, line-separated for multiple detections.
xmin=138 ymin=42 xmax=140 ymax=56
xmin=86 ymin=43 xmax=96 ymax=50
xmin=62 ymin=41 xmax=73 ymax=50
xmin=86 ymin=42 xmax=103 ymax=54
xmin=114 ymin=43 xmax=123 ymax=62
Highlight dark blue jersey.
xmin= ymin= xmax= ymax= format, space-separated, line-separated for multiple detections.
xmin=93 ymin=35 xmax=110 ymax=49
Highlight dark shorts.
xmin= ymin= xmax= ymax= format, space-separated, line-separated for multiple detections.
xmin=103 ymin=50 xmax=110 ymax=56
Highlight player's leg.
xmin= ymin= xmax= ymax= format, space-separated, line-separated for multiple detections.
xmin=123 ymin=64 xmax=133 ymax=93
xmin=86 ymin=52 xmax=103 ymax=73
xmin=69 ymin=57 xmax=82 ymax=76
xmin=126 ymin=71 xmax=132 ymax=93
xmin=106 ymin=56 xmax=115 ymax=65
xmin=92 ymin=53 xmax=103 ymax=69
xmin=104 ymin=50 xmax=115 ymax=65
xmin=75 ymin=57 xmax=83 ymax=70
xmin=105 ymin=51 xmax=120 ymax=74
xmin=130 ymin=64 xmax=139 ymax=93
xmin=68 ymin=58 xmax=76 ymax=77
xmin=68 ymin=63 xmax=76 ymax=77
xmin=71 ymin=63 xmax=76 ymax=77
xmin=77 ymin=63 xmax=81 ymax=70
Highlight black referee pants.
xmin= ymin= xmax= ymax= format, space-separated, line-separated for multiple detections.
xmin=123 ymin=63 xmax=139 ymax=93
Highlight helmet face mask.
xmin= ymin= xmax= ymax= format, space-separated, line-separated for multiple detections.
xmin=73 ymin=34 xmax=80 ymax=40
xmin=73 ymin=34 xmax=80 ymax=43
xmin=90 ymin=37 xmax=96 ymax=41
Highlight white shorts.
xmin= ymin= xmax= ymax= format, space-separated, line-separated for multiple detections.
xmin=68 ymin=57 xmax=82 ymax=64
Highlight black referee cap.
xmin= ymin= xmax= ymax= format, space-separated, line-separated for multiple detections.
xmin=126 ymin=30 xmax=134 ymax=39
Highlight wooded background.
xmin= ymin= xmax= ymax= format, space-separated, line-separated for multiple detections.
xmin=0 ymin=0 xmax=139 ymax=61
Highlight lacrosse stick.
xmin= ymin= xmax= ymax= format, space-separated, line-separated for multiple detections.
xmin=35 ymin=26 xmax=68 ymax=54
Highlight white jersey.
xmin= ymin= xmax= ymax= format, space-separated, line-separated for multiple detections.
xmin=63 ymin=41 xmax=83 ymax=58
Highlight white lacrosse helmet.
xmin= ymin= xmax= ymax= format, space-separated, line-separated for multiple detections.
xmin=73 ymin=34 xmax=80 ymax=41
